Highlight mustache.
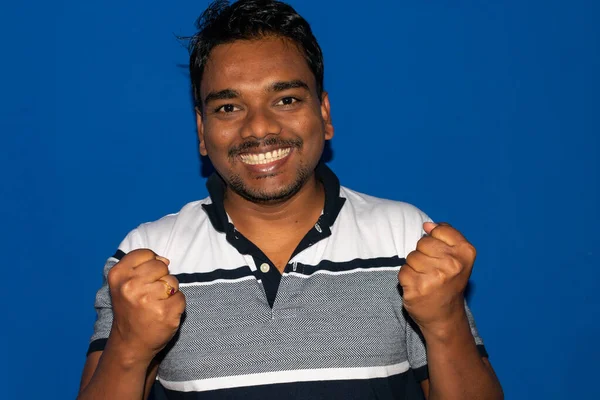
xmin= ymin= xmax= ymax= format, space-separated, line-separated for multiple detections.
xmin=228 ymin=136 xmax=303 ymax=158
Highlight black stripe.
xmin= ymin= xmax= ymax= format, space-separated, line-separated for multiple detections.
xmin=112 ymin=249 xmax=126 ymax=260
xmin=174 ymin=265 xmax=254 ymax=284
xmin=86 ymin=338 xmax=107 ymax=356
xmin=289 ymin=256 xmax=406 ymax=276
xmin=412 ymin=364 xmax=429 ymax=382
xmin=477 ymin=344 xmax=489 ymax=359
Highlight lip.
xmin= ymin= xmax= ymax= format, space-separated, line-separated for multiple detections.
xmin=238 ymin=147 xmax=294 ymax=174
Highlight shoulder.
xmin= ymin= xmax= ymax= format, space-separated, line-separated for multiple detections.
xmin=118 ymin=196 xmax=213 ymax=253
xmin=336 ymin=186 xmax=431 ymax=255
xmin=339 ymin=186 xmax=431 ymax=227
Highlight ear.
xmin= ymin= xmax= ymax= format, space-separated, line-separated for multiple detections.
xmin=320 ymin=92 xmax=334 ymax=140
xmin=195 ymin=107 xmax=208 ymax=156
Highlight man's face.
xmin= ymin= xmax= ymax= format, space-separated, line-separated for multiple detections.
xmin=197 ymin=37 xmax=334 ymax=204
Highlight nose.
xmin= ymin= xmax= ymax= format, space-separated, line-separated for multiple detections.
xmin=240 ymin=107 xmax=282 ymax=139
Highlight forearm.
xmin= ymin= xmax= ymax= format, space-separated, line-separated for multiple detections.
xmin=77 ymin=338 xmax=154 ymax=400
xmin=423 ymin=313 xmax=503 ymax=400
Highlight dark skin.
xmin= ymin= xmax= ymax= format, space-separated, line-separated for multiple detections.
xmin=400 ymin=222 xmax=503 ymax=399
xmin=78 ymin=36 xmax=502 ymax=399
xmin=196 ymin=37 xmax=334 ymax=272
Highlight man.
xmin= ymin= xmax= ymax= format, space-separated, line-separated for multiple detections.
xmin=78 ymin=0 xmax=503 ymax=399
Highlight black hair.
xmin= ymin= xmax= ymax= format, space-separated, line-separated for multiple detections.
xmin=188 ymin=0 xmax=324 ymax=108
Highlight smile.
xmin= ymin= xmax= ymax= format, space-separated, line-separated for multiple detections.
xmin=239 ymin=148 xmax=292 ymax=165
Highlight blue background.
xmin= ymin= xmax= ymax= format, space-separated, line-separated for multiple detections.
xmin=1 ymin=0 xmax=598 ymax=398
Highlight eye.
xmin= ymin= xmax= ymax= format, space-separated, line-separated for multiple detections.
xmin=215 ymin=104 xmax=240 ymax=113
xmin=275 ymin=97 xmax=299 ymax=106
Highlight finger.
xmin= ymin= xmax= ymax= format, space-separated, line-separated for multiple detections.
xmin=405 ymin=250 xmax=436 ymax=274
xmin=118 ymin=248 xmax=157 ymax=269
xmin=133 ymin=259 xmax=170 ymax=283
xmin=155 ymin=256 xmax=170 ymax=266
xmin=164 ymin=291 xmax=187 ymax=318
xmin=153 ymin=275 xmax=180 ymax=300
xmin=398 ymin=264 xmax=423 ymax=300
xmin=423 ymin=222 xmax=438 ymax=235
xmin=424 ymin=222 xmax=467 ymax=247
xmin=416 ymin=235 xmax=450 ymax=258
xmin=398 ymin=263 xmax=418 ymax=288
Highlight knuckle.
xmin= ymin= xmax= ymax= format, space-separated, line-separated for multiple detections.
xmin=416 ymin=237 xmax=431 ymax=252
xmin=435 ymin=267 xmax=449 ymax=283
xmin=405 ymin=251 xmax=417 ymax=265
xmin=155 ymin=306 xmax=167 ymax=321
xmin=464 ymin=242 xmax=477 ymax=259
xmin=443 ymin=257 xmax=462 ymax=275
xmin=147 ymin=259 xmax=169 ymax=275
xmin=119 ymin=279 xmax=137 ymax=297
xmin=131 ymin=248 xmax=156 ymax=258
xmin=414 ymin=281 xmax=427 ymax=297
xmin=124 ymin=248 xmax=156 ymax=266
xmin=397 ymin=270 xmax=406 ymax=284
xmin=169 ymin=319 xmax=182 ymax=331
xmin=138 ymin=293 xmax=151 ymax=306
xmin=174 ymin=292 xmax=187 ymax=311
xmin=107 ymin=266 xmax=119 ymax=285
xmin=402 ymin=291 xmax=416 ymax=303
xmin=398 ymin=265 xmax=412 ymax=283
xmin=157 ymin=262 xmax=170 ymax=275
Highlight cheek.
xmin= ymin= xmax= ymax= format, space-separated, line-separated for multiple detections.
xmin=283 ymin=110 xmax=324 ymax=136
xmin=204 ymin=125 xmax=237 ymax=151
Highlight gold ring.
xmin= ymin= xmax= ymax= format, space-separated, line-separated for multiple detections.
xmin=159 ymin=279 xmax=176 ymax=297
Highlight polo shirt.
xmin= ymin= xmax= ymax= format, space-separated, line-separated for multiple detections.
xmin=88 ymin=163 xmax=487 ymax=399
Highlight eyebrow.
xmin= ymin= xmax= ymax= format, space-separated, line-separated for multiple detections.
xmin=268 ymin=80 xmax=310 ymax=92
xmin=203 ymin=80 xmax=310 ymax=105
xmin=203 ymin=88 xmax=240 ymax=105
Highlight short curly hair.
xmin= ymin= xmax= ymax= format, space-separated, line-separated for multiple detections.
xmin=188 ymin=0 xmax=324 ymax=108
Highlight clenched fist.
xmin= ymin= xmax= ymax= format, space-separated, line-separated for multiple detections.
xmin=398 ymin=222 xmax=476 ymax=338
xmin=107 ymin=249 xmax=186 ymax=364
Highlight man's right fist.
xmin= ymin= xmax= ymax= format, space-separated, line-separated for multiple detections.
xmin=107 ymin=249 xmax=186 ymax=364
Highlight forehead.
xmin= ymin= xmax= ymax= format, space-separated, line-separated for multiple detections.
xmin=201 ymin=37 xmax=317 ymax=95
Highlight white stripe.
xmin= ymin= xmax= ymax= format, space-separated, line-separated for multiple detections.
xmin=285 ymin=266 xmax=401 ymax=279
xmin=179 ymin=275 xmax=256 ymax=287
xmin=159 ymin=362 xmax=410 ymax=393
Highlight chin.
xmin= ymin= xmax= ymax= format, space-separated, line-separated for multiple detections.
xmin=235 ymin=183 xmax=303 ymax=204
xmin=223 ymin=162 xmax=314 ymax=204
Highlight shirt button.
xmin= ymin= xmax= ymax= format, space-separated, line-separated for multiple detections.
xmin=260 ymin=263 xmax=270 ymax=273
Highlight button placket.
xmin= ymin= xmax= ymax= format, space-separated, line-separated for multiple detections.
xmin=259 ymin=263 xmax=270 ymax=273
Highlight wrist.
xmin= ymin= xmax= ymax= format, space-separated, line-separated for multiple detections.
xmin=419 ymin=308 xmax=471 ymax=345
xmin=104 ymin=334 xmax=155 ymax=370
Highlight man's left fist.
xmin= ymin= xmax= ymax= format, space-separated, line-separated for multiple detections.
xmin=398 ymin=222 xmax=476 ymax=337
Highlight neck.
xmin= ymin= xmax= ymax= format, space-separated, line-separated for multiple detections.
xmin=223 ymin=174 xmax=325 ymax=237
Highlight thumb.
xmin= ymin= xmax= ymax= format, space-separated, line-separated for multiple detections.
xmin=423 ymin=221 xmax=438 ymax=235
xmin=156 ymin=255 xmax=171 ymax=266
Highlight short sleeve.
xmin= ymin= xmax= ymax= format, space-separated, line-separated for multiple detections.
xmin=406 ymin=300 xmax=488 ymax=382
xmin=86 ymin=228 xmax=146 ymax=355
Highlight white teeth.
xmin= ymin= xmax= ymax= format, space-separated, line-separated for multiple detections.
xmin=240 ymin=148 xmax=292 ymax=165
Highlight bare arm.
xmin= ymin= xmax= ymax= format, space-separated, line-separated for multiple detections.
xmin=424 ymin=320 xmax=502 ymax=400
xmin=399 ymin=223 xmax=503 ymax=400
xmin=420 ymin=340 xmax=502 ymax=400
xmin=79 ymin=249 xmax=185 ymax=400
xmin=77 ymin=346 xmax=159 ymax=400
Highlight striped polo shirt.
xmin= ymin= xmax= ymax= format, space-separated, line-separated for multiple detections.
xmin=88 ymin=163 xmax=487 ymax=399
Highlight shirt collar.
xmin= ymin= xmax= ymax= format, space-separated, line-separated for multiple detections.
xmin=202 ymin=162 xmax=346 ymax=234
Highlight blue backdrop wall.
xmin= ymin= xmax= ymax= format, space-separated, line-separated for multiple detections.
xmin=1 ymin=0 xmax=598 ymax=398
